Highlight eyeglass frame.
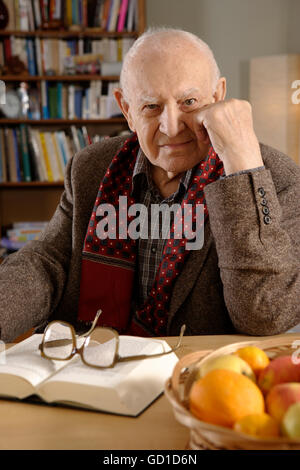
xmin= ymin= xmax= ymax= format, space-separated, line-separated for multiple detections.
xmin=39 ymin=309 xmax=186 ymax=369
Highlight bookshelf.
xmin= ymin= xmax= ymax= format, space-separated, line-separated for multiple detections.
xmin=0 ymin=0 xmax=146 ymax=248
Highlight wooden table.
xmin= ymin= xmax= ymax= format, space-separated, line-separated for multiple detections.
xmin=0 ymin=332 xmax=298 ymax=450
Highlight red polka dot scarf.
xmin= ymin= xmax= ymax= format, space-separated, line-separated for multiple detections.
xmin=77 ymin=133 xmax=224 ymax=336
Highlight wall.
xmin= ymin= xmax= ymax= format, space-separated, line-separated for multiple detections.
xmin=146 ymin=0 xmax=292 ymax=100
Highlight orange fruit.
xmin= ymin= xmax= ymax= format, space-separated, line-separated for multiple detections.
xmin=233 ymin=413 xmax=280 ymax=438
xmin=189 ymin=369 xmax=265 ymax=428
xmin=234 ymin=346 xmax=269 ymax=376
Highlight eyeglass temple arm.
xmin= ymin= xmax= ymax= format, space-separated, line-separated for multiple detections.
xmin=117 ymin=324 xmax=186 ymax=362
xmin=79 ymin=309 xmax=103 ymax=338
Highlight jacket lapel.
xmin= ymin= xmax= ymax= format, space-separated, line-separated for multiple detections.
xmin=168 ymin=221 xmax=213 ymax=321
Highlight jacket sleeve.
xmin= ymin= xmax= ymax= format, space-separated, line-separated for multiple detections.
xmin=0 ymin=157 xmax=75 ymax=343
xmin=204 ymin=165 xmax=300 ymax=335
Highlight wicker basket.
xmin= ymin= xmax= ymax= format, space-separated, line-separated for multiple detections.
xmin=165 ymin=334 xmax=300 ymax=450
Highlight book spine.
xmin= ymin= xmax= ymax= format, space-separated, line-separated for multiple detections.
xmin=41 ymin=81 xmax=49 ymax=119
xmin=19 ymin=124 xmax=32 ymax=182
xmin=12 ymin=129 xmax=22 ymax=182
xmin=68 ymin=84 xmax=75 ymax=119
xmin=28 ymin=129 xmax=46 ymax=181
xmin=60 ymin=131 xmax=73 ymax=161
xmin=53 ymin=132 xmax=66 ymax=175
xmin=39 ymin=131 xmax=53 ymax=181
xmin=3 ymin=38 xmax=12 ymax=61
xmin=4 ymin=0 xmax=16 ymax=30
xmin=40 ymin=0 xmax=49 ymax=24
xmin=51 ymin=133 xmax=64 ymax=179
xmin=14 ymin=0 xmax=20 ymax=30
xmin=71 ymin=125 xmax=81 ymax=152
xmin=76 ymin=127 xmax=85 ymax=149
xmin=32 ymin=0 xmax=42 ymax=27
xmin=56 ymin=131 xmax=68 ymax=166
xmin=57 ymin=82 xmax=63 ymax=118
xmin=74 ymin=87 xmax=82 ymax=119
xmin=19 ymin=0 xmax=29 ymax=31
xmin=0 ymin=128 xmax=7 ymax=182
xmin=27 ymin=0 xmax=35 ymax=30
xmin=0 ymin=128 xmax=3 ymax=182
xmin=26 ymin=38 xmax=37 ymax=76
xmin=117 ymin=0 xmax=128 ymax=32
xmin=126 ymin=0 xmax=135 ymax=31
xmin=44 ymin=132 xmax=60 ymax=181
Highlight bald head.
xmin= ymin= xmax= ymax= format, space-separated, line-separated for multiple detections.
xmin=120 ymin=27 xmax=221 ymax=103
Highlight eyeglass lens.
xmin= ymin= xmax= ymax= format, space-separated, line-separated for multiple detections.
xmin=43 ymin=322 xmax=74 ymax=359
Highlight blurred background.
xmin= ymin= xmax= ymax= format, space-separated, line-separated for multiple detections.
xmin=147 ymin=0 xmax=300 ymax=164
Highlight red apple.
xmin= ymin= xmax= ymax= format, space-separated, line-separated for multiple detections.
xmin=258 ymin=356 xmax=300 ymax=395
xmin=266 ymin=383 xmax=300 ymax=421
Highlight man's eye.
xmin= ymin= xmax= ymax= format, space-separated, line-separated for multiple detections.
xmin=145 ymin=104 xmax=159 ymax=110
xmin=184 ymin=98 xmax=196 ymax=106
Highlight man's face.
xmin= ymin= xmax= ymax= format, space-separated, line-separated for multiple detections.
xmin=116 ymin=39 xmax=224 ymax=175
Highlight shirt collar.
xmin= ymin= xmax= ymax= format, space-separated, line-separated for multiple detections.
xmin=131 ymin=148 xmax=193 ymax=199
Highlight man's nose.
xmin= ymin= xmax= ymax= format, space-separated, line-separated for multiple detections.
xmin=159 ymin=105 xmax=185 ymax=137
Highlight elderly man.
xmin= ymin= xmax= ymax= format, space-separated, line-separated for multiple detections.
xmin=0 ymin=27 xmax=300 ymax=342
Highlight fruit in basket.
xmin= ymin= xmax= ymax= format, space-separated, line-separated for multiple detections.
xmin=189 ymin=369 xmax=265 ymax=428
xmin=196 ymin=354 xmax=256 ymax=382
xmin=266 ymin=383 xmax=300 ymax=421
xmin=234 ymin=345 xmax=270 ymax=377
xmin=258 ymin=356 xmax=300 ymax=394
xmin=281 ymin=402 xmax=300 ymax=439
xmin=233 ymin=413 xmax=280 ymax=438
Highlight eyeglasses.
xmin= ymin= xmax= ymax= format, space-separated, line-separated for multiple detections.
xmin=39 ymin=309 xmax=186 ymax=369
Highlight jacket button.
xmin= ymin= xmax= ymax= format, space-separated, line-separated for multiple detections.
xmin=261 ymin=198 xmax=268 ymax=206
xmin=264 ymin=215 xmax=271 ymax=224
xmin=258 ymin=187 xmax=265 ymax=197
xmin=262 ymin=206 xmax=270 ymax=215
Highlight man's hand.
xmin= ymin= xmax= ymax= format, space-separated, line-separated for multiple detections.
xmin=194 ymin=99 xmax=264 ymax=175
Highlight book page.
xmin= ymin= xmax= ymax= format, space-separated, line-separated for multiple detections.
xmin=40 ymin=336 xmax=173 ymax=388
xmin=0 ymin=334 xmax=73 ymax=388
xmin=36 ymin=336 xmax=178 ymax=415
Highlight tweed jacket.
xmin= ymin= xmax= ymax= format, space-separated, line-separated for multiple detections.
xmin=1 ymin=136 xmax=300 ymax=342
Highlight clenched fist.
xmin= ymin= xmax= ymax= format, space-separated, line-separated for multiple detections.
xmin=193 ymin=99 xmax=264 ymax=175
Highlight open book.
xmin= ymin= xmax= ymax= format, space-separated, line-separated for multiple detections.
xmin=0 ymin=334 xmax=178 ymax=416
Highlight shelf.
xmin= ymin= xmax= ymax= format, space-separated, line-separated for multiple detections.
xmin=0 ymin=118 xmax=125 ymax=124
xmin=0 ymin=181 xmax=64 ymax=188
xmin=0 ymin=29 xmax=139 ymax=38
xmin=1 ymin=75 xmax=121 ymax=82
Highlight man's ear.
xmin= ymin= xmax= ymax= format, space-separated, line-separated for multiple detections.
xmin=213 ymin=77 xmax=226 ymax=102
xmin=114 ymin=88 xmax=136 ymax=132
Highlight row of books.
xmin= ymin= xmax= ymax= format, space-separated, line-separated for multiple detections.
xmin=3 ymin=0 xmax=139 ymax=32
xmin=1 ymin=221 xmax=49 ymax=252
xmin=0 ymin=125 xmax=130 ymax=183
xmin=0 ymin=125 xmax=87 ymax=183
xmin=12 ymin=80 xmax=122 ymax=120
xmin=1 ymin=36 xmax=135 ymax=76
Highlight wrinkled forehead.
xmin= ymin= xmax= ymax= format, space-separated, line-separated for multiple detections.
xmin=127 ymin=42 xmax=213 ymax=103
